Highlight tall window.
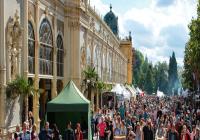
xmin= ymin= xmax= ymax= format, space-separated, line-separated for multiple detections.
xmin=28 ymin=21 xmax=35 ymax=74
xmin=57 ymin=35 xmax=64 ymax=76
xmin=87 ymin=46 xmax=91 ymax=66
xmin=39 ymin=19 xmax=53 ymax=75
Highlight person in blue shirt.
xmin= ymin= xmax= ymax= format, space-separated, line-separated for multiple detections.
xmin=19 ymin=122 xmax=31 ymax=140
xmin=39 ymin=122 xmax=53 ymax=140
xmin=119 ymin=104 xmax=125 ymax=120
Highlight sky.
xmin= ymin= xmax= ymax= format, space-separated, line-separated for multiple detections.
xmin=89 ymin=0 xmax=198 ymax=66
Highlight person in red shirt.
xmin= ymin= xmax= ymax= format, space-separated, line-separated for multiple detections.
xmin=180 ymin=125 xmax=191 ymax=140
xmin=75 ymin=123 xmax=83 ymax=140
xmin=97 ymin=117 xmax=107 ymax=140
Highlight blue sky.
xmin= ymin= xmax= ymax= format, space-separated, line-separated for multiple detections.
xmin=90 ymin=0 xmax=197 ymax=66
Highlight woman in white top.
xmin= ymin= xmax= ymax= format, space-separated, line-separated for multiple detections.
xmin=155 ymin=123 xmax=166 ymax=140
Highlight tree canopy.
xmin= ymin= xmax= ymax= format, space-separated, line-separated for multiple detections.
xmin=183 ymin=1 xmax=200 ymax=91
xmin=133 ymin=49 xmax=180 ymax=95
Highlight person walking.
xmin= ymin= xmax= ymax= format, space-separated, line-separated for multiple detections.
xmin=52 ymin=124 xmax=60 ymax=140
xmin=39 ymin=122 xmax=53 ymax=140
xmin=97 ymin=117 xmax=107 ymax=140
xmin=155 ymin=123 xmax=166 ymax=140
xmin=135 ymin=122 xmax=142 ymax=140
xmin=31 ymin=124 xmax=39 ymax=140
xmin=13 ymin=125 xmax=21 ymax=140
xmin=142 ymin=119 xmax=154 ymax=140
xmin=63 ymin=121 xmax=75 ymax=140
xmin=180 ymin=125 xmax=191 ymax=140
xmin=120 ymin=120 xmax=127 ymax=136
xmin=75 ymin=123 xmax=83 ymax=140
xmin=19 ymin=122 xmax=31 ymax=140
xmin=166 ymin=124 xmax=179 ymax=140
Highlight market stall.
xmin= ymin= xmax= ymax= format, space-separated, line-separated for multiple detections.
xmin=47 ymin=80 xmax=91 ymax=139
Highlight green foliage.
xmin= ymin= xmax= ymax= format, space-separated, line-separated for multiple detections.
xmin=133 ymin=50 xmax=144 ymax=86
xmin=6 ymin=75 xmax=34 ymax=99
xmin=96 ymin=81 xmax=106 ymax=91
xmin=133 ymin=50 xmax=180 ymax=95
xmin=82 ymin=66 xmax=99 ymax=99
xmin=144 ymin=65 xmax=154 ymax=94
xmin=83 ymin=66 xmax=98 ymax=81
xmin=154 ymin=62 xmax=169 ymax=93
xmin=168 ymin=52 xmax=179 ymax=94
xmin=183 ymin=1 xmax=200 ymax=90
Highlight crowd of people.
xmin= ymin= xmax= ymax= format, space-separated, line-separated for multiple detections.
xmin=1 ymin=95 xmax=200 ymax=140
xmin=2 ymin=111 xmax=84 ymax=140
xmin=91 ymin=95 xmax=200 ymax=140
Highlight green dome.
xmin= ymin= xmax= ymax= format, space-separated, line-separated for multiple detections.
xmin=104 ymin=5 xmax=119 ymax=36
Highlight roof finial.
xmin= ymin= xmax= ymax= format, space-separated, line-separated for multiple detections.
xmin=110 ymin=4 xmax=112 ymax=11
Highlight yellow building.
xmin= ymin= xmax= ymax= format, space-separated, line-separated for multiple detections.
xmin=0 ymin=0 xmax=133 ymax=133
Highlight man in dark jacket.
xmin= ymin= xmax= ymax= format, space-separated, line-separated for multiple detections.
xmin=39 ymin=122 xmax=53 ymax=140
xmin=143 ymin=119 xmax=154 ymax=140
xmin=64 ymin=121 xmax=75 ymax=140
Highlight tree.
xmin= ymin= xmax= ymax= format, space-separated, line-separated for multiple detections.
xmin=144 ymin=64 xmax=154 ymax=94
xmin=183 ymin=43 xmax=194 ymax=90
xmin=168 ymin=52 xmax=179 ymax=94
xmin=82 ymin=66 xmax=98 ymax=99
xmin=133 ymin=50 xmax=144 ymax=86
xmin=154 ymin=62 xmax=169 ymax=93
xmin=183 ymin=1 xmax=200 ymax=91
xmin=6 ymin=75 xmax=35 ymax=122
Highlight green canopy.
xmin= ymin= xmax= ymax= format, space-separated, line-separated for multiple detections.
xmin=46 ymin=80 xmax=91 ymax=139
xmin=47 ymin=80 xmax=90 ymax=112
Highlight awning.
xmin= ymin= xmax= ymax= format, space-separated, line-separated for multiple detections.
xmin=125 ymin=85 xmax=136 ymax=98
xmin=111 ymin=84 xmax=131 ymax=99
xmin=47 ymin=80 xmax=90 ymax=112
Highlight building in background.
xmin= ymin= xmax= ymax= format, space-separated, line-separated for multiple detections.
xmin=0 ymin=0 xmax=133 ymax=133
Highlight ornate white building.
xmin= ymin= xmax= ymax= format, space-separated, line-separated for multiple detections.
xmin=0 ymin=0 xmax=133 ymax=134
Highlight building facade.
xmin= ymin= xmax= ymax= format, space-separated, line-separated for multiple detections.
xmin=0 ymin=0 xmax=133 ymax=133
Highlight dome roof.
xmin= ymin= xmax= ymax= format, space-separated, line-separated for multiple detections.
xmin=104 ymin=5 xmax=119 ymax=36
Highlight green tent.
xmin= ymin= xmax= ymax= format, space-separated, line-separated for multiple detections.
xmin=47 ymin=80 xmax=91 ymax=139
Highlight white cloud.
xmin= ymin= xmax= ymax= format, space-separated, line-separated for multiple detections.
xmin=90 ymin=0 xmax=197 ymax=66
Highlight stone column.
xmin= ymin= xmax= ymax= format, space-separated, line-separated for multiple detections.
xmin=51 ymin=10 xmax=57 ymax=99
xmin=33 ymin=0 xmax=40 ymax=131
xmin=0 ymin=0 xmax=6 ymax=130
xmin=96 ymin=90 xmax=99 ymax=111
xmin=22 ymin=0 xmax=28 ymax=77
xmin=18 ymin=48 xmax=22 ymax=76
xmin=63 ymin=16 xmax=68 ymax=85
xmin=69 ymin=19 xmax=81 ymax=87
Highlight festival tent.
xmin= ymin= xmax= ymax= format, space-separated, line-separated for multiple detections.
xmin=111 ymin=84 xmax=124 ymax=95
xmin=111 ymin=84 xmax=131 ymax=99
xmin=47 ymin=80 xmax=91 ymax=139
xmin=121 ymin=85 xmax=131 ymax=100
xmin=125 ymin=85 xmax=137 ymax=100
xmin=136 ymin=87 xmax=144 ymax=96
xmin=157 ymin=90 xmax=165 ymax=97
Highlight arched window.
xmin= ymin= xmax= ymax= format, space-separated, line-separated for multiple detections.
xmin=57 ymin=34 xmax=64 ymax=77
xmin=93 ymin=45 xmax=98 ymax=70
xmin=109 ymin=53 xmax=112 ymax=81
xmin=28 ymin=21 xmax=35 ymax=74
xmin=97 ymin=50 xmax=102 ymax=78
xmin=39 ymin=19 xmax=53 ymax=75
xmin=87 ymin=46 xmax=91 ymax=66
